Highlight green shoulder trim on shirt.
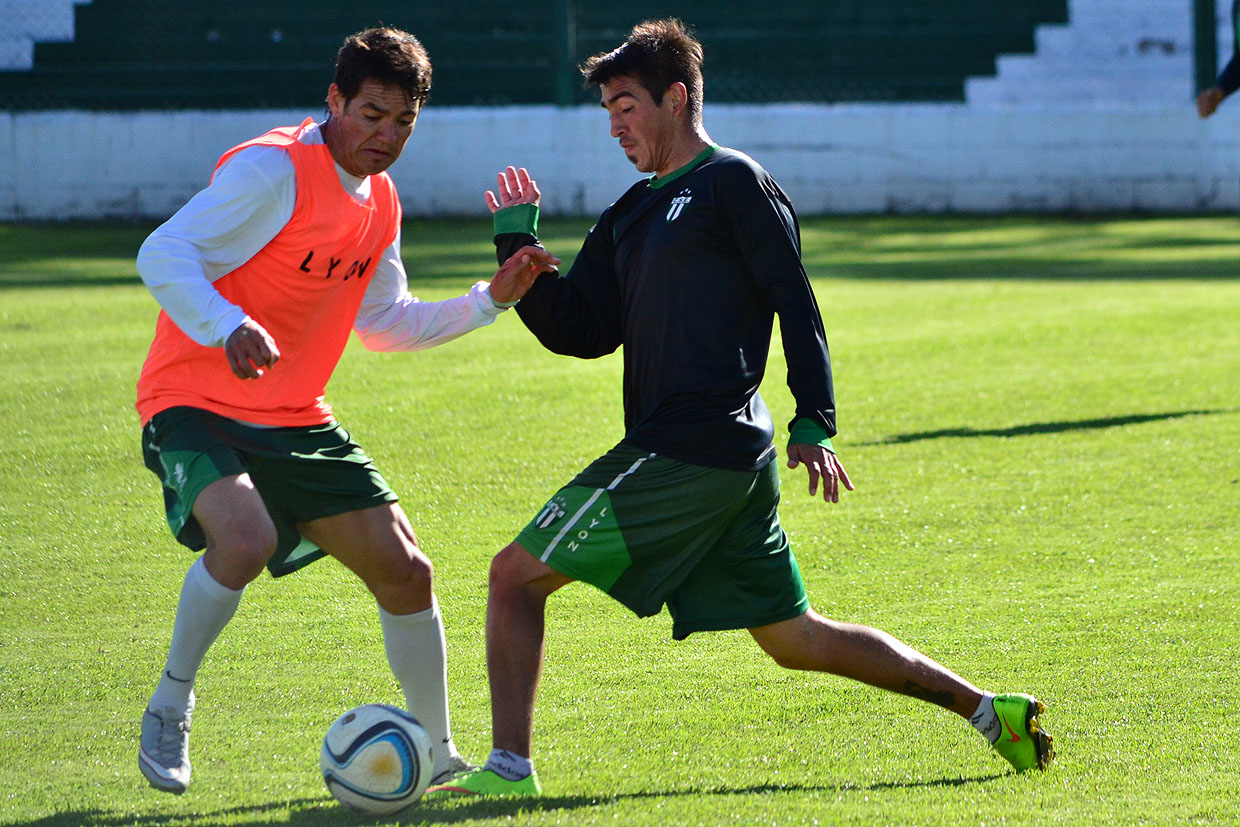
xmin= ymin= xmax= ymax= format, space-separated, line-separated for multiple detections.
xmin=789 ymin=417 xmax=834 ymax=453
xmin=649 ymin=145 xmax=719 ymax=190
xmin=493 ymin=203 xmax=540 ymax=236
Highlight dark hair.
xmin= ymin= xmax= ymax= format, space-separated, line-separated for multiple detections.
xmin=582 ymin=19 xmax=704 ymax=124
xmin=332 ymin=27 xmax=432 ymax=108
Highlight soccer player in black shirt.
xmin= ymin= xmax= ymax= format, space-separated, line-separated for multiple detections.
xmin=1199 ymin=0 xmax=1240 ymax=117
xmin=428 ymin=19 xmax=1054 ymax=798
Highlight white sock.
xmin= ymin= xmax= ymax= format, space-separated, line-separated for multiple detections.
xmin=378 ymin=598 xmax=459 ymax=771
xmin=970 ymin=692 xmax=1000 ymax=743
xmin=149 ymin=557 xmax=244 ymax=711
xmin=485 ymin=748 xmax=534 ymax=781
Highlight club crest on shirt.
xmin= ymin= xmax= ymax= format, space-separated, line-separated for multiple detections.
xmin=666 ymin=189 xmax=692 ymax=222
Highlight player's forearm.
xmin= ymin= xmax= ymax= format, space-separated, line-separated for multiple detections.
xmin=778 ymin=305 xmax=838 ymax=438
xmin=354 ymin=283 xmax=503 ymax=352
xmin=786 ymin=369 xmax=837 ymax=438
xmin=513 ymin=270 xmax=622 ymax=359
xmin=491 ymin=203 xmax=621 ymax=357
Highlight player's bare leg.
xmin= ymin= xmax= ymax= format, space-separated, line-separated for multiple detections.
xmin=140 ymin=475 xmax=272 ymax=793
xmin=485 ymin=543 xmax=572 ymax=755
xmin=749 ymin=609 xmax=983 ymax=715
xmin=427 ymin=542 xmax=569 ymax=797
xmin=300 ymin=502 xmax=431 ymax=614
xmin=302 ymin=502 xmax=469 ymax=782
xmin=749 ymin=610 xmax=1053 ymax=771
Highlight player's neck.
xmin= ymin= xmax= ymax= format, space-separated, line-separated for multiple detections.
xmin=320 ymin=117 xmax=364 ymax=179
xmin=654 ymin=128 xmax=713 ymax=178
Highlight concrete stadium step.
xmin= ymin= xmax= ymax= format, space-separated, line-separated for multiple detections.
xmin=967 ymin=0 xmax=1208 ymax=109
xmin=0 ymin=0 xmax=88 ymax=69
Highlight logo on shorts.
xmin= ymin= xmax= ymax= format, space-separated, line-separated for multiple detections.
xmin=565 ymin=505 xmax=609 ymax=553
xmin=160 ymin=456 xmax=188 ymax=494
xmin=535 ymin=496 xmax=568 ymax=529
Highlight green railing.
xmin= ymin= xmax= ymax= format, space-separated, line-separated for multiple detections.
xmin=0 ymin=0 xmax=1070 ymax=111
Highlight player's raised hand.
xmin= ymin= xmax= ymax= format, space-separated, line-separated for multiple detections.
xmin=787 ymin=443 xmax=854 ymax=503
xmin=489 ymin=245 xmax=561 ymax=305
xmin=225 ymin=320 xmax=280 ymax=380
xmin=485 ymin=166 xmax=541 ymax=214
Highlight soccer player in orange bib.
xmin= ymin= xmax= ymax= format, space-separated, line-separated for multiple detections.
xmin=134 ymin=26 xmax=557 ymax=794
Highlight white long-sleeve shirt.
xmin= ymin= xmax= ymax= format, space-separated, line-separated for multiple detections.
xmin=137 ymin=120 xmax=507 ymax=351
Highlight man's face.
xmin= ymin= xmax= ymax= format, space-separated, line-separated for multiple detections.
xmin=599 ymin=75 xmax=680 ymax=174
xmin=325 ymin=78 xmax=419 ymax=177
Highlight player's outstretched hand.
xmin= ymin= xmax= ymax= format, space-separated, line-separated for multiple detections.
xmin=787 ymin=443 xmax=854 ymax=503
xmin=485 ymin=166 xmax=541 ymax=214
xmin=225 ymin=320 xmax=280 ymax=380
xmin=490 ymin=245 xmax=561 ymax=305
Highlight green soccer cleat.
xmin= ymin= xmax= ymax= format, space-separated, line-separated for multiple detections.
xmin=990 ymin=692 xmax=1055 ymax=772
xmin=425 ymin=767 xmax=542 ymax=798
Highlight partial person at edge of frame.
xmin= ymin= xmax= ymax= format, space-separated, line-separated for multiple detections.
xmin=1199 ymin=0 xmax=1239 ymax=117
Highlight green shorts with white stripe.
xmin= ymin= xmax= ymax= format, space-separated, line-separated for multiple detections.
xmin=513 ymin=443 xmax=809 ymax=640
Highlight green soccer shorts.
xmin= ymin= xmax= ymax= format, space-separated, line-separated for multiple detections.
xmin=515 ymin=444 xmax=810 ymax=639
xmin=140 ymin=406 xmax=397 ymax=577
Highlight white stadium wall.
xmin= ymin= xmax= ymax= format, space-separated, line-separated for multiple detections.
xmin=3 ymin=0 xmax=1240 ymax=219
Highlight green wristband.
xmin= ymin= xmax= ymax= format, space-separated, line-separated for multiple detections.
xmin=788 ymin=418 xmax=834 ymax=453
xmin=493 ymin=203 xmax=539 ymax=237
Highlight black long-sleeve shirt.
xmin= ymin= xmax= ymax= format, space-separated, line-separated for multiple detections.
xmin=1218 ymin=0 xmax=1240 ymax=95
xmin=496 ymin=146 xmax=836 ymax=472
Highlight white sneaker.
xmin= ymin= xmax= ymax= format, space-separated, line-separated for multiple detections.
xmin=429 ymin=752 xmax=477 ymax=786
xmin=139 ymin=691 xmax=194 ymax=793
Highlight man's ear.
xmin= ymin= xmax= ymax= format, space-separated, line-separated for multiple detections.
xmin=666 ymin=81 xmax=689 ymax=115
xmin=326 ymin=83 xmax=345 ymax=118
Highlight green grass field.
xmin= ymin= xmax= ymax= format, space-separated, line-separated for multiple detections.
xmin=1 ymin=215 xmax=1238 ymax=826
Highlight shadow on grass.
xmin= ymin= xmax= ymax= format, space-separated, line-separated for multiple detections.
xmin=864 ymin=408 xmax=1237 ymax=446
xmin=11 ymin=774 xmax=1007 ymax=826
xmin=415 ymin=775 xmax=1008 ymax=823
xmin=0 ymin=273 xmax=145 ymax=289
xmin=805 ymin=259 xmax=1240 ymax=281
xmin=5 ymin=214 xmax=1240 ymax=291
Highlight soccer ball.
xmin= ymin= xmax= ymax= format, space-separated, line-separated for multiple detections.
xmin=320 ymin=704 xmax=434 ymax=814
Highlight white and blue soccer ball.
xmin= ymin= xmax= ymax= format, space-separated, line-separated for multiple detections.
xmin=320 ymin=703 xmax=434 ymax=814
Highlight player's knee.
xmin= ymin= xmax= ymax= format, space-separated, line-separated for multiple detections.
xmin=204 ymin=524 xmax=277 ymax=585
xmin=489 ymin=543 xmax=569 ymax=608
xmin=488 ymin=543 xmax=538 ymax=597
xmin=401 ymin=552 xmax=434 ymax=594
xmin=363 ymin=547 xmax=433 ymax=614
xmin=752 ymin=612 xmax=835 ymax=672
xmin=488 ymin=545 xmax=519 ymax=590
